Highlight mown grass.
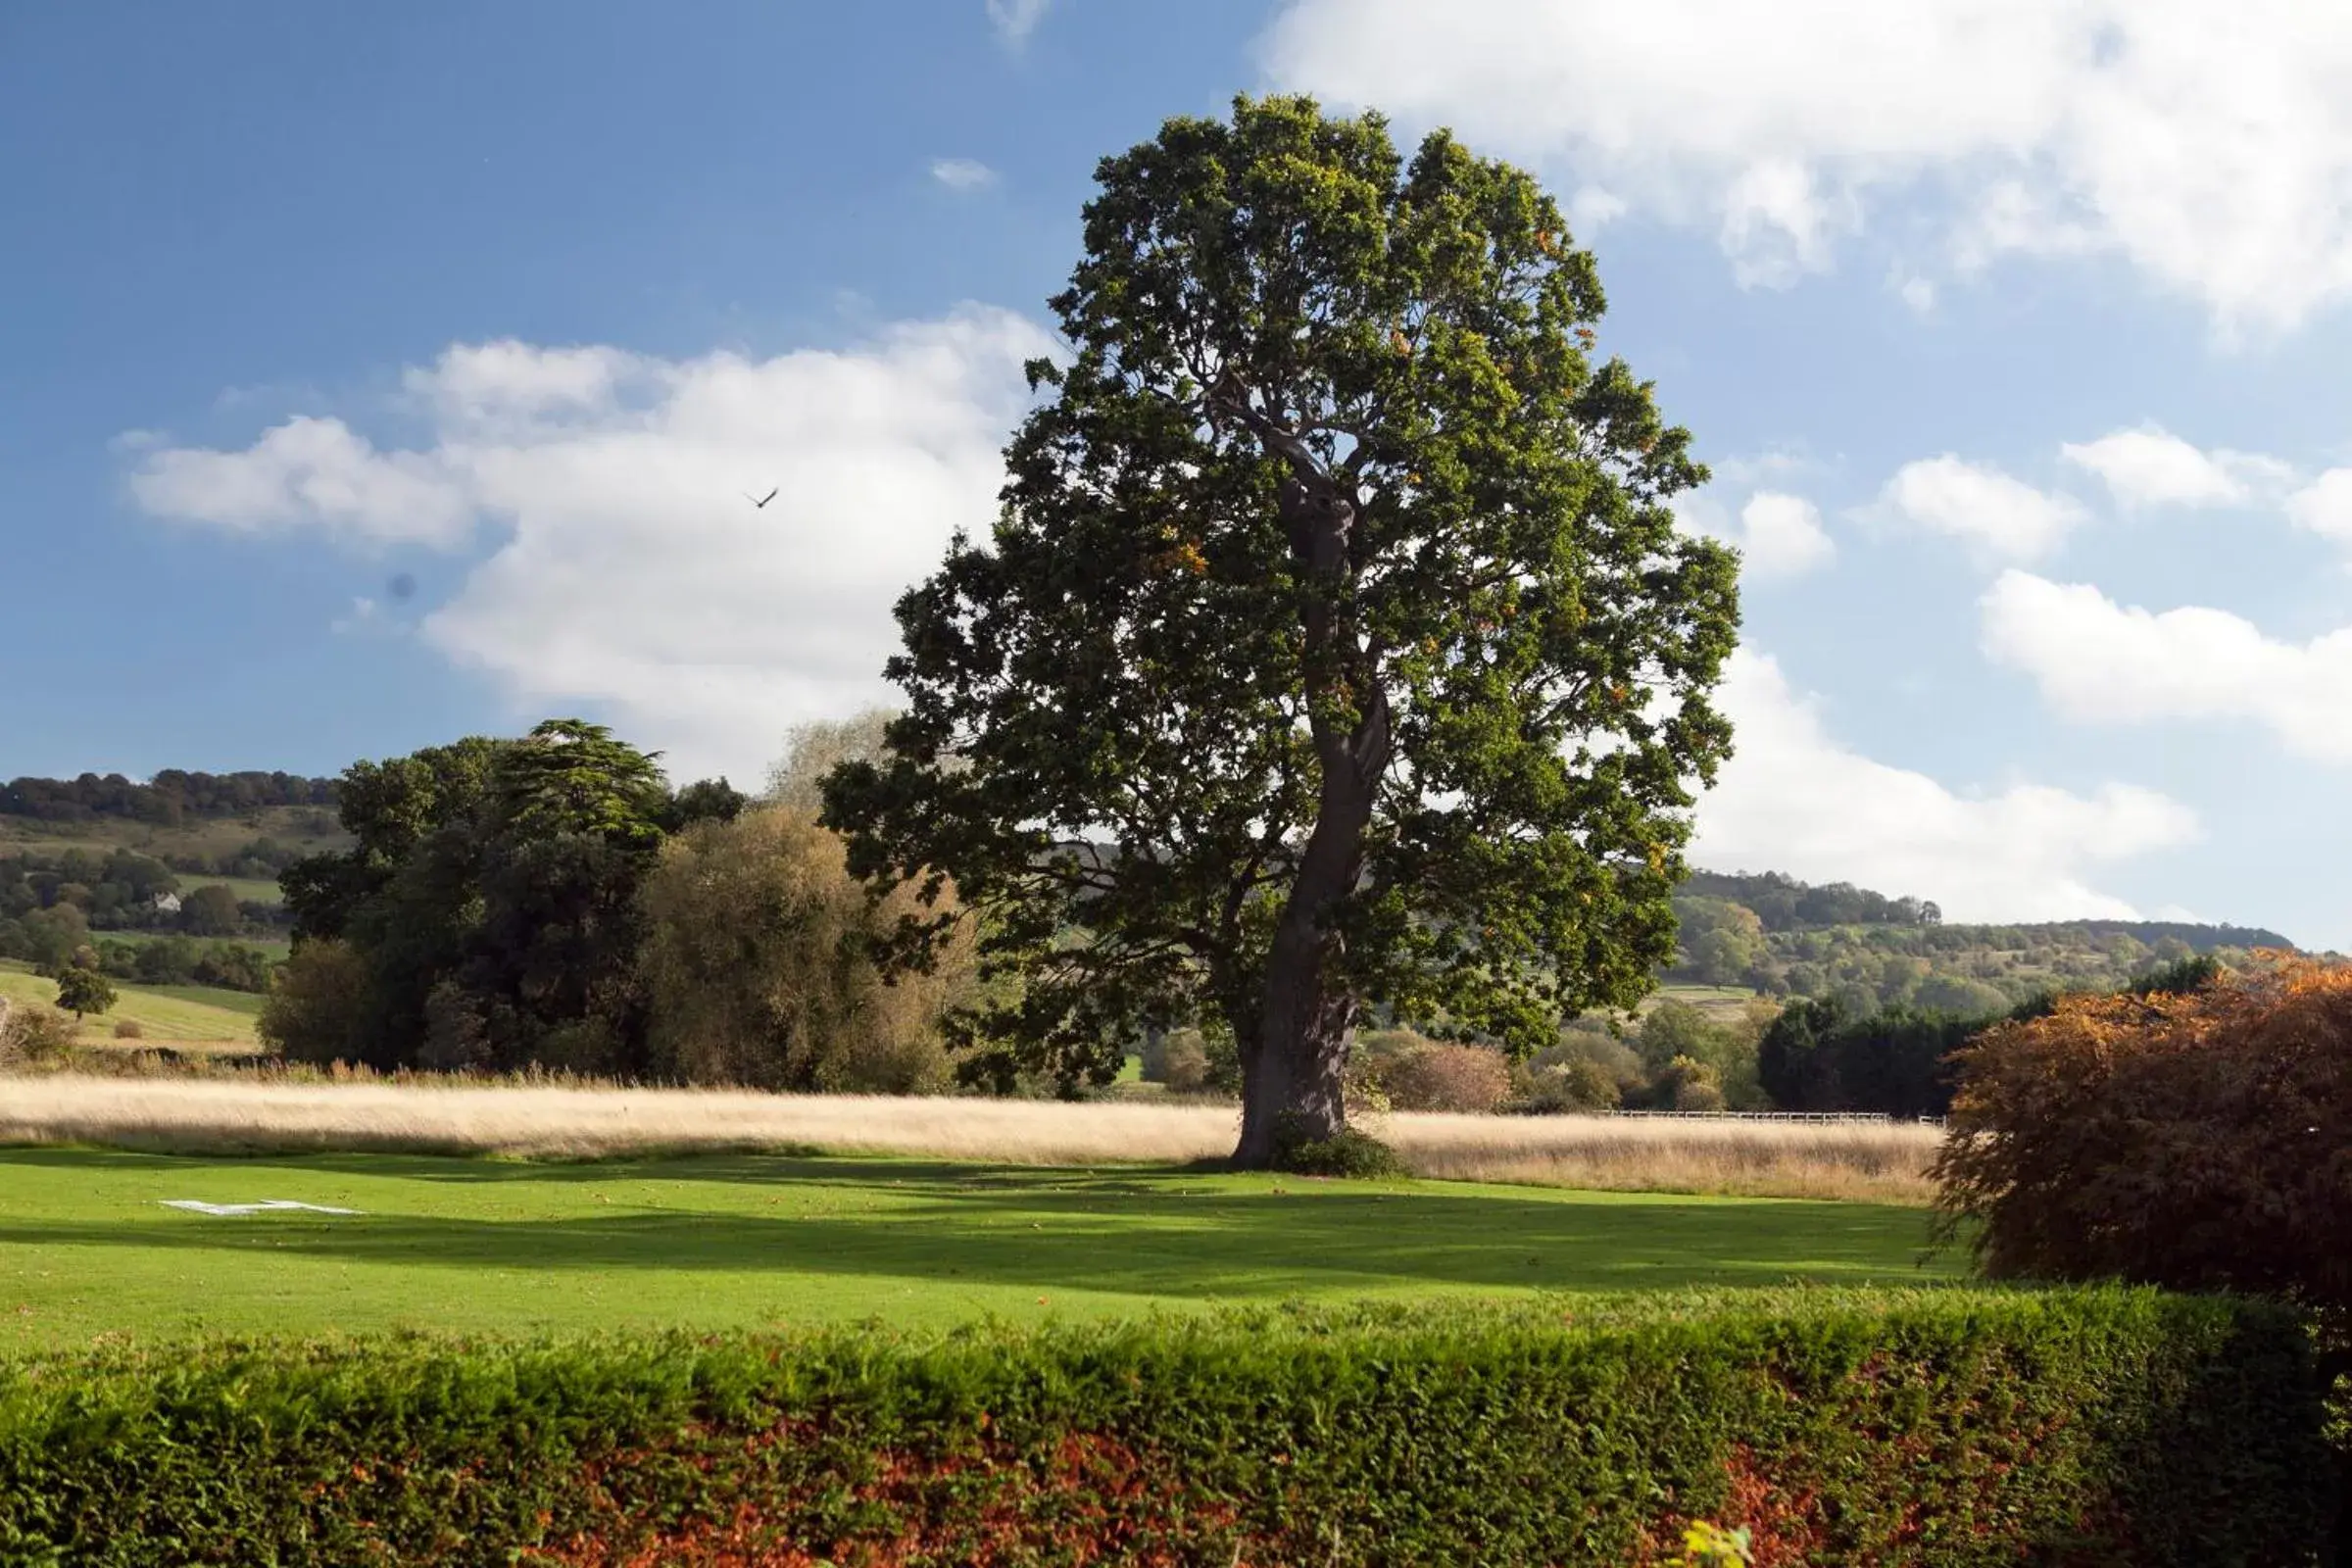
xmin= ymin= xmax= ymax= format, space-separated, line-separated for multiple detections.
xmin=0 ymin=1148 xmax=1958 ymax=1351
xmin=0 ymin=962 xmax=261 ymax=1045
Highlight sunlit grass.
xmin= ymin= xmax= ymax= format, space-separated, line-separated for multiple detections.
xmin=0 ymin=1077 xmax=1942 ymax=1201
xmin=0 ymin=963 xmax=261 ymax=1045
xmin=0 ymin=1147 xmax=1959 ymax=1351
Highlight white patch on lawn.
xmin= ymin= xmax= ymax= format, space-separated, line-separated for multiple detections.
xmin=161 ymin=1200 xmax=362 ymax=1216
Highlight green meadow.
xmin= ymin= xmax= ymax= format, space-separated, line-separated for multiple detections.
xmin=0 ymin=1149 xmax=1959 ymax=1352
xmin=0 ymin=960 xmax=262 ymax=1045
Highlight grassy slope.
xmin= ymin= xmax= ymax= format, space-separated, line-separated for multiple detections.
xmin=0 ymin=805 xmax=349 ymax=912
xmin=0 ymin=961 xmax=262 ymax=1044
xmin=0 ymin=805 xmax=344 ymax=858
xmin=0 ymin=1149 xmax=1958 ymax=1351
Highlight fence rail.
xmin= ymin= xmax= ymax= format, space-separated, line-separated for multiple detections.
xmin=1602 ymin=1109 xmax=1947 ymax=1127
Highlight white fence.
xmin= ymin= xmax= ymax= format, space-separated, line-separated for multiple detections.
xmin=1604 ymin=1109 xmax=1947 ymax=1127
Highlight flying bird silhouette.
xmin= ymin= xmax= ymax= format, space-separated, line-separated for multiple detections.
xmin=744 ymin=488 xmax=779 ymax=509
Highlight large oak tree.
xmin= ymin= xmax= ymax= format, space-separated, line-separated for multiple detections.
xmin=826 ymin=96 xmax=1740 ymax=1165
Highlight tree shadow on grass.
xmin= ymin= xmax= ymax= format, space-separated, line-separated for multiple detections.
xmin=0 ymin=1165 xmax=1955 ymax=1301
xmin=0 ymin=1146 xmax=1221 ymax=1197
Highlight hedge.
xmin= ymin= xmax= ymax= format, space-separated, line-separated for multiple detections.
xmin=0 ymin=1288 xmax=2332 ymax=1566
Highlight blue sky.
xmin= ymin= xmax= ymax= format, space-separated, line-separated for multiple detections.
xmin=7 ymin=1 xmax=2351 ymax=947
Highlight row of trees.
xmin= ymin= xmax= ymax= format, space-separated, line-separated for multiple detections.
xmin=1667 ymin=888 xmax=2269 ymax=1012
xmin=260 ymin=716 xmax=966 ymax=1093
xmin=0 ymin=769 xmax=336 ymax=824
xmin=1680 ymin=870 xmax=1943 ymax=931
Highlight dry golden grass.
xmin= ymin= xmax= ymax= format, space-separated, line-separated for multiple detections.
xmin=1378 ymin=1112 xmax=1942 ymax=1205
xmin=0 ymin=1076 xmax=1944 ymax=1202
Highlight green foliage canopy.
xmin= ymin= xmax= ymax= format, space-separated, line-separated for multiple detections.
xmin=828 ymin=95 xmax=1738 ymax=1161
xmin=275 ymin=719 xmax=701 ymax=1072
xmin=52 ymin=964 xmax=115 ymax=1019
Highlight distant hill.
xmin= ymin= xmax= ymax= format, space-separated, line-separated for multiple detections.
xmin=1671 ymin=867 xmax=2293 ymax=1016
xmin=1 ymin=769 xmax=337 ymax=826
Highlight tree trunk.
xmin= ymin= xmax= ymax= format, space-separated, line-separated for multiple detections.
xmin=1230 ymin=467 xmax=1390 ymax=1167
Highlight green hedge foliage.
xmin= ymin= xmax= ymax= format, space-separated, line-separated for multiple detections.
xmin=0 ymin=1289 xmax=2330 ymax=1566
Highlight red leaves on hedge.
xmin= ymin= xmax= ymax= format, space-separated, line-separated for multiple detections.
xmin=525 ymin=1422 xmax=1245 ymax=1568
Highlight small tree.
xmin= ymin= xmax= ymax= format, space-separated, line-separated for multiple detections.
xmin=177 ymin=884 xmax=244 ymax=937
xmin=827 ymin=95 xmax=1737 ymax=1166
xmin=53 ymin=965 xmax=116 ymax=1020
xmin=258 ymin=939 xmax=370 ymax=1065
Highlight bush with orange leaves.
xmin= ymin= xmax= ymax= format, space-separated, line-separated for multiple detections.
xmin=1932 ymin=954 xmax=2352 ymax=1324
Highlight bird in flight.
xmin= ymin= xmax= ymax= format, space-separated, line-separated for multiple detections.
xmin=744 ymin=487 xmax=779 ymax=509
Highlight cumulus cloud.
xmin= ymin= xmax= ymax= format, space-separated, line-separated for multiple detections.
xmin=1690 ymin=647 xmax=2198 ymax=921
xmin=1259 ymin=0 xmax=2352 ymax=329
xmin=2060 ymin=425 xmax=2292 ymax=508
xmin=132 ymin=416 xmax=474 ymax=550
xmin=1733 ymin=492 xmax=1835 ymax=578
xmin=985 ymin=0 xmax=1051 ymax=44
xmin=1980 ymin=569 xmax=2352 ymax=764
xmin=127 ymin=308 xmax=1057 ymax=783
xmin=2285 ymin=468 xmax=2352 ymax=545
xmin=1866 ymin=456 xmax=2087 ymax=561
xmin=1674 ymin=486 xmax=1836 ymax=580
xmin=930 ymin=158 xmax=1000 ymax=192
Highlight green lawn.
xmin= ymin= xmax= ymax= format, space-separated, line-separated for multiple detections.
xmin=0 ymin=961 xmax=263 ymax=1044
xmin=0 ymin=1149 xmax=1959 ymax=1352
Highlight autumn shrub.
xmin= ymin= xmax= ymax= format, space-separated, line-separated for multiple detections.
xmin=1516 ymin=1054 xmax=1624 ymax=1111
xmin=110 ymin=1018 xmax=143 ymax=1041
xmin=1380 ymin=1041 xmax=1513 ymax=1113
xmin=0 ymin=1291 xmax=2326 ymax=1565
xmin=0 ymin=1000 xmax=78 ymax=1065
xmin=1933 ymin=954 xmax=2352 ymax=1324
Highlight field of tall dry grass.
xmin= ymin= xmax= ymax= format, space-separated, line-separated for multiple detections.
xmin=0 ymin=1077 xmax=1943 ymax=1203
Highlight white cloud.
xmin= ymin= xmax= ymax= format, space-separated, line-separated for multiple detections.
xmin=132 ymin=416 xmax=474 ymax=550
xmin=2285 ymin=468 xmax=2352 ymax=545
xmin=1867 ymin=455 xmax=2087 ymax=561
xmin=1897 ymin=275 xmax=1936 ymax=314
xmin=1568 ymin=185 xmax=1628 ymax=232
xmin=1691 ymin=647 xmax=2197 ymax=921
xmin=127 ymin=308 xmax=1057 ymax=784
xmin=1259 ymin=0 xmax=2352 ymax=329
xmin=2060 ymin=424 xmax=2292 ymax=508
xmin=985 ymin=0 xmax=1051 ymax=44
xmin=1735 ymin=492 xmax=1835 ymax=578
xmin=1981 ymin=569 xmax=2352 ymax=764
xmin=930 ymin=158 xmax=1000 ymax=192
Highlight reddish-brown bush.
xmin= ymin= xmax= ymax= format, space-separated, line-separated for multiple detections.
xmin=1933 ymin=955 xmax=2352 ymax=1319
xmin=1382 ymin=1043 xmax=1514 ymax=1114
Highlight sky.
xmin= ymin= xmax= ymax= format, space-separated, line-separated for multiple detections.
xmin=5 ymin=1 xmax=2352 ymax=947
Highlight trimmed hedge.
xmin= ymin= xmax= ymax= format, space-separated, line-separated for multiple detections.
xmin=0 ymin=1289 xmax=2332 ymax=1566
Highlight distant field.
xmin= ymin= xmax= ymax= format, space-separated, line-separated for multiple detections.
xmin=0 ymin=961 xmax=262 ymax=1045
xmin=97 ymin=929 xmax=291 ymax=960
xmin=179 ymin=874 xmax=285 ymax=906
xmin=0 ymin=1079 xmax=1942 ymax=1202
xmin=1642 ymin=983 xmax=1765 ymax=1020
xmin=0 ymin=1147 xmax=1959 ymax=1350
